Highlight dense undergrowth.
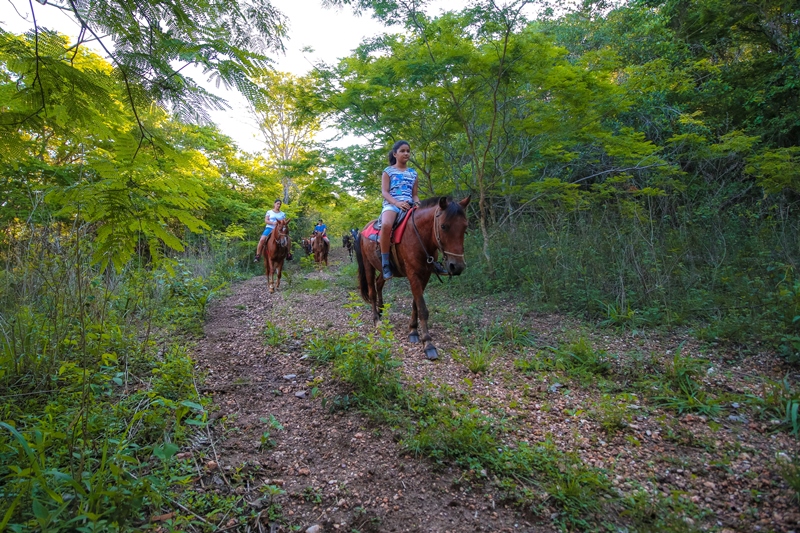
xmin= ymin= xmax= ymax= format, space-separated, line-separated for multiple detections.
xmin=0 ymin=227 xmax=257 ymax=531
xmin=455 ymin=201 xmax=800 ymax=362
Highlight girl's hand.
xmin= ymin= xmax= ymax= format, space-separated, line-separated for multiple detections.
xmin=396 ymin=201 xmax=411 ymax=211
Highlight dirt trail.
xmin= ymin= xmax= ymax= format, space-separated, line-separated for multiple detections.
xmin=192 ymin=248 xmax=528 ymax=532
xmin=191 ymin=247 xmax=798 ymax=533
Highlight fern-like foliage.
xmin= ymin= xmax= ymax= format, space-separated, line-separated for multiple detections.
xmin=1 ymin=32 xmax=214 ymax=270
xmin=30 ymin=0 xmax=288 ymax=123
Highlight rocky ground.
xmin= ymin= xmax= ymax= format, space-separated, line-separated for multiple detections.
xmin=188 ymin=247 xmax=799 ymax=533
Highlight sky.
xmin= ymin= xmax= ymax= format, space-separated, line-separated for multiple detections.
xmin=2 ymin=0 xmax=464 ymax=154
xmin=210 ymin=0 xmax=392 ymax=152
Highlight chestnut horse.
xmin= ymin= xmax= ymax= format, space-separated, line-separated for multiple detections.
xmin=263 ymin=218 xmax=290 ymax=293
xmin=312 ymin=231 xmax=329 ymax=266
xmin=355 ymin=196 xmax=470 ymax=360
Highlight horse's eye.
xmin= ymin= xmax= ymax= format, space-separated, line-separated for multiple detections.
xmin=441 ymin=224 xmax=450 ymax=231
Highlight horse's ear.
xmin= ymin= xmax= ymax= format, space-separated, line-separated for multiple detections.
xmin=459 ymin=195 xmax=471 ymax=208
xmin=438 ymin=197 xmax=448 ymax=210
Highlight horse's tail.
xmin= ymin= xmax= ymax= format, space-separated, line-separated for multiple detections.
xmin=354 ymin=232 xmax=370 ymax=303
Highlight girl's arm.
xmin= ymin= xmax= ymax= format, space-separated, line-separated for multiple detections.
xmin=411 ymin=179 xmax=420 ymax=205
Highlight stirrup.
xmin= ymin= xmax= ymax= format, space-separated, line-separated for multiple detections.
xmin=382 ymin=264 xmax=393 ymax=279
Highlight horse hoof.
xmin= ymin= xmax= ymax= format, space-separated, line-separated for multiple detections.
xmin=424 ymin=346 xmax=438 ymax=360
xmin=409 ymin=333 xmax=420 ymax=343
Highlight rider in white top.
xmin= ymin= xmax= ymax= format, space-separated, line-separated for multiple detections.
xmin=255 ymin=199 xmax=289 ymax=261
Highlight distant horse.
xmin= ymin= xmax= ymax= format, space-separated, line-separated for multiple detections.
xmin=312 ymin=231 xmax=329 ymax=266
xmin=355 ymin=196 xmax=470 ymax=360
xmin=342 ymin=234 xmax=354 ymax=261
xmin=302 ymin=237 xmax=312 ymax=256
xmin=264 ymin=218 xmax=290 ymax=293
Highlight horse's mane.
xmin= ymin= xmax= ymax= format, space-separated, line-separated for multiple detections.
xmin=418 ymin=197 xmax=466 ymax=219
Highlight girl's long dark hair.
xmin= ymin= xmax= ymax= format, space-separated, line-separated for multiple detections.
xmin=388 ymin=140 xmax=410 ymax=165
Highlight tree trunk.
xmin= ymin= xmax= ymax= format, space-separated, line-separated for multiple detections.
xmin=478 ymin=184 xmax=493 ymax=276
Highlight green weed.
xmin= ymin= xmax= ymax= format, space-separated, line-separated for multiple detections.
xmin=293 ymin=278 xmax=328 ymax=293
xmin=264 ymin=320 xmax=288 ymax=346
xmin=453 ymin=333 xmax=498 ymax=374
xmin=648 ymin=346 xmax=720 ymax=416
xmin=591 ymin=393 xmax=639 ymax=435
xmin=598 ymin=301 xmax=637 ymax=330
xmin=487 ymin=319 xmax=537 ymax=349
xmin=778 ymin=452 xmax=800 ymax=503
xmin=515 ymin=337 xmax=611 ymax=382
xmin=750 ymin=376 xmax=800 ymax=435
xmin=621 ymin=489 xmax=707 ymax=532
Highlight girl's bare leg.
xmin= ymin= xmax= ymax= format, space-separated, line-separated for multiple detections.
xmin=379 ymin=211 xmax=397 ymax=254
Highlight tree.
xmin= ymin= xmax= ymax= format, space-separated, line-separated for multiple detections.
xmin=321 ymin=1 xmax=669 ymax=273
xmin=4 ymin=0 xmax=287 ymax=121
xmin=251 ymin=71 xmax=321 ymax=203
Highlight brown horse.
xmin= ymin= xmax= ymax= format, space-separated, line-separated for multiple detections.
xmin=342 ymin=234 xmax=354 ymax=262
xmin=355 ymin=196 xmax=470 ymax=360
xmin=312 ymin=231 xmax=329 ymax=266
xmin=264 ymin=218 xmax=290 ymax=293
xmin=302 ymin=238 xmax=312 ymax=256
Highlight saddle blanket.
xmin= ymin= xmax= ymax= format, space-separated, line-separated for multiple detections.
xmin=361 ymin=207 xmax=415 ymax=244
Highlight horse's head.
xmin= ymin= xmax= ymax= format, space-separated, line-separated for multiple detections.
xmin=434 ymin=196 xmax=470 ymax=276
xmin=273 ymin=218 xmax=289 ymax=247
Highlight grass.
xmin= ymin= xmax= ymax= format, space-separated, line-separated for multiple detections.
xmin=296 ymin=316 xmax=619 ymax=530
xmin=292 ymin=278 xmax=328 ymax=293
xmin=591 ymin=393 xmax=639 ymax=435
xmin=514 ymin=337 xmax=612 ymax=383
xmin=646 ymin=346 xmax=721 ymax=416
xmin=264 ymin=320 xmax=288 ymax=346
xmin=749 ymin=376 xmax=800 ymax=435
xmin=452 ymin=332 xmax=499 ymax=374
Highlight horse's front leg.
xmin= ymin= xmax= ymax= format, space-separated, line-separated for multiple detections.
xmin=408 ymin=276 xmax=436 ymax=359
xmin=266 ymin=258 xmax=275 ymax=293
xmin=408 ymin=299 xmax=420 ymax=343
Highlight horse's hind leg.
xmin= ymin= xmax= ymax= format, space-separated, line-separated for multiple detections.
xmin=376 ymin=275 xmax=386 ymax=316
xmin=364 ymin=261 xmax=382 ymax=323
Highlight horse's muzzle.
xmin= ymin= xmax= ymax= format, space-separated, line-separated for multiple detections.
xmin=445 ymin=259 xmax=466 ymax=276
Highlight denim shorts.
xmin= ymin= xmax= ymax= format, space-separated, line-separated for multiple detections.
xmin=381 ymin=204 xmax=403 ymax=215
xmin=262 ymin=226 xmax=273 ymax=237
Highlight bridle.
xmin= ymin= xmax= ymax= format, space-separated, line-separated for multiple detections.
xmin=273 ymin=223 xmax=289 ymax=249
xmin=411 ymin=203 xmax=466 ymax=279
xmin=433 ymin=207 xmax=465 ymax=263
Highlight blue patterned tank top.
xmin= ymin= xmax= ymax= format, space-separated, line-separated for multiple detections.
xmin=382 ymin=166 xmax=417 ymax=207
